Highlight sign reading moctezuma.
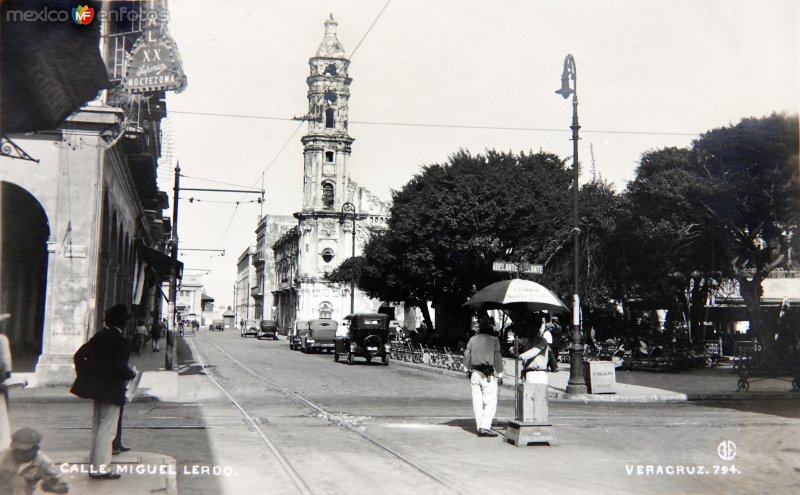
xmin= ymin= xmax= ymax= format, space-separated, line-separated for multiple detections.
xmin=123 ymin=23 xmax=187 ymax=93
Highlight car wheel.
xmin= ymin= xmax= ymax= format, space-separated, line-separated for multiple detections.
xmin=334 ymin=353 xmax=339 ymax=363
xmin=347 ymin=352 xmax=354 ymax=365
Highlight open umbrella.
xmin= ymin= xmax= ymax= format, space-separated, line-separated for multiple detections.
xmin=462 ymin=278 xmax=569 ymax=314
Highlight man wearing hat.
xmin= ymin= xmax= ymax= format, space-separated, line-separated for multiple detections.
xmin=70 ymin=304 xmax=137 ymax=480
xmin=463 ymin=315 xmax=504 ymax=437
xmin=0 ymin=427 xmax=69 ymax=494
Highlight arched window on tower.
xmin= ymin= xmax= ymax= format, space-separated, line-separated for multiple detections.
xmin=325 ymin=108 xmax=335 ymax=128
xmin=324 ymin=64 xmax=338 ymax=76
xmin=321 ymin=182 xmax=334 ymax=209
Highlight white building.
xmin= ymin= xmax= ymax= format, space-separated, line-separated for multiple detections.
xmin=235 ymin=246 xmax=257 ymax=324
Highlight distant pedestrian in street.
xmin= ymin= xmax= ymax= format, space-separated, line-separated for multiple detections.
xmin=70 ymin=304 xmax=137 ymax=480
xmin=463 ymin=316 xmax=504 ymax=437
xmin=151 ymin=319 xmax=165 ymax=352
xmin=0 ymin=427 xmax=69 ymax=495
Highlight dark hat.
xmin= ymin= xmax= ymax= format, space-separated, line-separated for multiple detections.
xmin=104 ymin=304 xmax=131 ymax=324
xmin=11 ymin=427 xmax=42 ymax=449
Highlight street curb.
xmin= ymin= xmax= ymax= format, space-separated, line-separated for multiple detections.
xmin=8 ymin=370 xmax=176 ymax=404
xmin=8 ymin=390 xmax=163 ymax=404
xmin=388 ymin=358 xmax=800 ymax=402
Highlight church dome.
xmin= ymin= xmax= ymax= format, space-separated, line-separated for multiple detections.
xmin=316 ymin=14 xmax=347 ymax=58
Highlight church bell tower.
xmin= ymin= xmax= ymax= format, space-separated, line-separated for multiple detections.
xmin=300 ymin=14 xmax=354 ymax=212
xmin=293 ymin=15 xmax=358 ymax=322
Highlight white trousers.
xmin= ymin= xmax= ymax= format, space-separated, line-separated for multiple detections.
xmin=470 ymin=371 xmax=498 ymax=431
xmin=89 ymin=401 xmax=121 ymax=473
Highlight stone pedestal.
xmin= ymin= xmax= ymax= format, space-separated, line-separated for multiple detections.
xmin=508 ymin=371 xmax=555 ymax=447
xmin=584 ymin=360 xmax=617 ymax=394
xmin=506 ymin=420 xmax=556 ymax=447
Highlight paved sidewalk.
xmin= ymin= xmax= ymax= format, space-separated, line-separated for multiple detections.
xmin=7 ymin=338 xmax=181 ymax=495
xmin=391 ymin=356 xmax=800 ymax=402
xmin=43 ymin=451 xmax=177 ymax=495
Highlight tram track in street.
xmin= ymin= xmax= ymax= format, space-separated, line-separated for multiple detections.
xmin=189 ymin=333 xmax=465 ymax=495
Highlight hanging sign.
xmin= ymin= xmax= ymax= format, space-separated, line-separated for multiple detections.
xmin=123 ymin=14 xmax=186 ymax=93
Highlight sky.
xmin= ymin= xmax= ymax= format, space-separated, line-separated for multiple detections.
xmin=161 ymin=0 xmax=799 ymax=309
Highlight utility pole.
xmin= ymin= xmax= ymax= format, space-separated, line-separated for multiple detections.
xmin=166 ymin=162 xmax=181 ymax=370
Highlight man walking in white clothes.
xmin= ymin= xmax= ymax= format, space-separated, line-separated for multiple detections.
xmin=463 ymin=316 xmax=504 ymax=437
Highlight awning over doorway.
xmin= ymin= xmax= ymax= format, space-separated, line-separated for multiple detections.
xmin=0 ymin=0 xmax=109 ymax=134
xmin=137 ymin=244 xmax=183 ymax=280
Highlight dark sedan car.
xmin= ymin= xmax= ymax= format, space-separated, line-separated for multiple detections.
xmin=257 ymin=320 xmax=279 ymax=340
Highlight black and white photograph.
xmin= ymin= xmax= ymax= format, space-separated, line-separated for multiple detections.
xmin=0 ymin=1 xmax=798 ymax=494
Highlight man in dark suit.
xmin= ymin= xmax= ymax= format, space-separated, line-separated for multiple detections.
xmin=70 ymin=304 xmax=136 ymax=480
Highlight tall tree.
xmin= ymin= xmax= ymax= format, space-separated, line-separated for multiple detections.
xmin=689 ymin=114 xmax=799 ymax=346
xmin=622 ymin=114 xmax=799 ymax=346
xmin=334 ymin=150 xmax=576 ymax=337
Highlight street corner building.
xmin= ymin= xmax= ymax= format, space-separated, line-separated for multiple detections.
xmin=0 ymin=0 xmax=185 ymax=386
xmin=270 ymin=16 xmax=392 ymax=329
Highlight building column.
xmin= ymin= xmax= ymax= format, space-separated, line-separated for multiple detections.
xmin=35 ymin=107 xmax=121 ymax=386
xmin=36 ymin=135 xmax=105 ymax=385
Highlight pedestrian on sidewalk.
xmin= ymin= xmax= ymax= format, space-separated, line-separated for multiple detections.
xmin=69 ymin=303 xmax=137 ymax=480
xmin=134 ymin=319 xmax=148 ymax=356
xmin=463 ymin=316 xmax=504 ymax=437
xmin=0 ymin=427 xmax=69 ymax=495
xmin=151 ymin=319 xmax=165 ymax=352
xmin=541 ymin=316 xmax=560 ymax=372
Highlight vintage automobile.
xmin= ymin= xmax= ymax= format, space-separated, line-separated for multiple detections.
xmin=302 ymin=319 xmax=338 ymax=353
xmin=334 ymin=313 xmax=390 ymax=365
xmin=257 ymin=319 xmax=280 ymax=340
xmin=209 ymin=319 xmax=224 ymax=331
xmin=290 ymin=320 xmax=309 ymax=351
xmin=240 ymin=319 xmax=259 ymax=338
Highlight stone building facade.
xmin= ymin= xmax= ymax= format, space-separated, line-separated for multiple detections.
xmin=254 ymin=214 xmax=296 ymax=323
xmin=0 ymin=1 xmax=183 ymax=385
xmin=271 ymin=16 xmax=390 ymax=330
xmin=235 ymin=246 xmax=257 ymax=325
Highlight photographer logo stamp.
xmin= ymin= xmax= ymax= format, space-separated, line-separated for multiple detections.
xmin=718 ymin=440 xmax=736 ymax=461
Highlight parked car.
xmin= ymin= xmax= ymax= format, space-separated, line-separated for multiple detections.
xmin=209 ymin=319 xmax=224 ymax=331
xmin=334 ymin=313 xmax=390 ymax=365
xmin=290 ymin=320 xmax=309 ymax=350
xmin=302 ymin=319 xmax=338 ymax=353
xmin=257 ymin=319 xmax=279 ymax=340
xmin=241 ymin=319 xmax=259 ymax=338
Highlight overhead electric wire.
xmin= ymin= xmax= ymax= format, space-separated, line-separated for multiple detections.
xmin=215 ymin=202 xmax=240 ymax=249
xmin=350 ymin=0 xmax=392 ymax=58
xmin=179 ymin=173 xmax=263 ymax=190
xmin=167 ymin=109 xmax=700 ymax=137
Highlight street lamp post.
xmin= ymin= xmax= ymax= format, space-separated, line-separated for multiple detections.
xmin=556 ymin=54 xmax=587 ymax=394
xmin=340 ymin=202 xmax=357 ymax=313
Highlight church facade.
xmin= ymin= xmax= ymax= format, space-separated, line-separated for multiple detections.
xmin=271 ymin=16 xmax=390 ymax=331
